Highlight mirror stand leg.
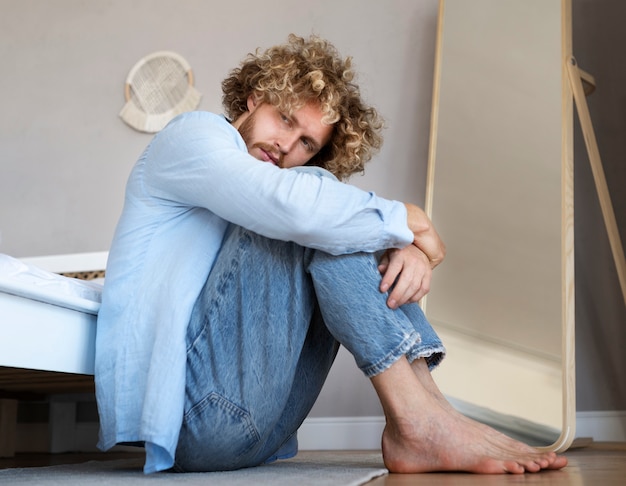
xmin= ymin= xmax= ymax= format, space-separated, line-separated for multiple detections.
xmin=567 ymin=56 xmax=626 ymax=308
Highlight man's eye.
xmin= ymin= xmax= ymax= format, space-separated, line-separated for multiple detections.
xmin=302 ymin=138 xmax=314 ymax=152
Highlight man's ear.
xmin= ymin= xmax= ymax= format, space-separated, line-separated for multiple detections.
xmin=246 ymin=94 xmax=259 ymax=113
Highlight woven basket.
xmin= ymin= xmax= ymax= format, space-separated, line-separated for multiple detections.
xmin=119 ymin=51 xmax=201 ymax=133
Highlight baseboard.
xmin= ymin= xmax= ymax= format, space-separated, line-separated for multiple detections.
xmin=298 ymin=411 xmax=626 ymax=450
xmin=13 ymin=411 xmax=625 ymax=454
xmin=576 ymin=410 xmax=626 ymax=442
xmin=298 ymin=416 xmax=384 ymax=450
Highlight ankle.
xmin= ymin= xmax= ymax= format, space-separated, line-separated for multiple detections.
xmin=371 ymin=357 xmax=430 ymax=416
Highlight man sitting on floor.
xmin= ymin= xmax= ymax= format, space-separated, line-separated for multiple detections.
xmin=95 ymin=34 xmax=567 ymax=475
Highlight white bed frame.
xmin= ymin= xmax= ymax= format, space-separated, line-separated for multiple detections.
xmin=0 ymin=251 xmax=108 ymax=457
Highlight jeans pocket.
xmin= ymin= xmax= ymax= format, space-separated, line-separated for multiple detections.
xmin=175 ymin=392 xmax=261 ymax=472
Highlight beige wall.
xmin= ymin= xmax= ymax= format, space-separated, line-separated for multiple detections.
xmin=0 ymin=0 xmax=623 ymax=421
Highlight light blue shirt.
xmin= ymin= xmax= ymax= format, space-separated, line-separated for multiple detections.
xmin=95 ymin=111 xmax=414 ymax=473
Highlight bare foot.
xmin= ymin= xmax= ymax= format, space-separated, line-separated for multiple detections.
xmin=409 ymin=357 xmax=568 ymax=471
xmin=371 ymin=357 xmax=568 ymax=474
xmin=381 ymin=402 xmax=568 ymax=474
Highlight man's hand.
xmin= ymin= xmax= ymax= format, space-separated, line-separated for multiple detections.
xmin=378 ymin=245 xmax=432 ymax=309
xmin=404 ymin=203 xmax=446 ymax=267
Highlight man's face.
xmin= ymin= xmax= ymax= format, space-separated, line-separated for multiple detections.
xmin=234 ymin=97 xmax=333 ymax=169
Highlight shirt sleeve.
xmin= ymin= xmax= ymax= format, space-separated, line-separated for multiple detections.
xmin=141 ymin=112 xmax=413 ymax=255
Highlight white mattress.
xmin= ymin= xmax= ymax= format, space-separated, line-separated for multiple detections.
xmin=0 ymin=254 xmax=103 ymax=375
xmin=0 ymin=254 xmax=102 ymax=313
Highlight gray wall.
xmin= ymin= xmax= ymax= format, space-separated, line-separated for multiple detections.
xmin=0 ymin=0 xmax=438 ymax=418
xmin=0 ymin=0 xmax=623 ymax=419
xmin=0 ymin=0 xmax=436 ymax=258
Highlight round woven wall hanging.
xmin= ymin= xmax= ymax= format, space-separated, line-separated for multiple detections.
xmin=119 ymin=51 xmax=201 ymax=133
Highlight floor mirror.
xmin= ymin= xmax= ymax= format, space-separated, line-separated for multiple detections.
xmin=424 ymin=0 xmax=575 ymax=450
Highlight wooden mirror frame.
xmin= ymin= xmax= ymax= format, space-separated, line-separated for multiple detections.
xmin=423 ymin=0 xmax=575 ymax=451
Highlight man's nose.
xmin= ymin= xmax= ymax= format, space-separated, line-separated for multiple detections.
xmin=277 ymin=133 xmax=298 ymax=153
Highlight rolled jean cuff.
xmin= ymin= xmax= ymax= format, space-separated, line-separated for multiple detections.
xmin=407 ymin=344 xmax=446 ymax=371
xmin=360 ymin=330 xmax=421 ymax=378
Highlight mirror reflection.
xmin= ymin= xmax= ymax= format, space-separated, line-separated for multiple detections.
xmin=424 ymin=0 xmax=575 ymax=448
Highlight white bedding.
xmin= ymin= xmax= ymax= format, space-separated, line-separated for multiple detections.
xmin=0 ymin=253 xmax=103 ymax=375
xmin=0 ymin=254 xmax=102 ymax=314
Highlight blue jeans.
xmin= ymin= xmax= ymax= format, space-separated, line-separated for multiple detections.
xmin=174 ymin=225 xmax=445 ymax=472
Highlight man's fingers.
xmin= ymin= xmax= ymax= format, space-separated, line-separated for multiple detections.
xmin=386 ymin=270 xmax=430 ymax=309
xmin=378 ymin=245 xmax=433 ymax=308
xmin=379 ymin=252 xmax=402 ymax=293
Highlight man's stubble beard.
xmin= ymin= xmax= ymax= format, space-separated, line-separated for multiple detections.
xmin=237 ymin=111 xmax=284 ymax=167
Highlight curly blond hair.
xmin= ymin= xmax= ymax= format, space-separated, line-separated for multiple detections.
xmin=222 ymin=34 xmax=384 ymax=180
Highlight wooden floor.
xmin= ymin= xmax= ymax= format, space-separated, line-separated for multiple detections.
xmin=1 ymin=442 xmax=624 ymax=484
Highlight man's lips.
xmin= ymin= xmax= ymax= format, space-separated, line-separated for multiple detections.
xmin=261 ymin=148 xmax=278 ymax=165
xmin=255 ymin=143 xmax=281 ymax=166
